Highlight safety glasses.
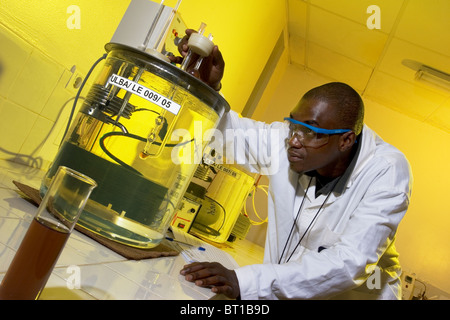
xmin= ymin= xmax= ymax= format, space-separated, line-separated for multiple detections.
xmin=284 ymin=117 xmax=351 ymax=148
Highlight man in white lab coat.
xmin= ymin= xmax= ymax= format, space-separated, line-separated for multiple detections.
xmin=175 ymin=30 xmax=413 ymax=300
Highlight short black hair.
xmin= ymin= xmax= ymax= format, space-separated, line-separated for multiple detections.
xmin=302 ymin=82 xmax=364 ymax=135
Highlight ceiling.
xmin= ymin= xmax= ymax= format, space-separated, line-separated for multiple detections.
xmin=286 ymin=0 xmax=450 ymax=133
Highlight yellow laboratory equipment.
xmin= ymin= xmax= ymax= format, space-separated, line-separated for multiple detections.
xmin=40 ymin=0 xmax=229 ymax=249
xmin=172 ymin=149 xmax=256 ymax=244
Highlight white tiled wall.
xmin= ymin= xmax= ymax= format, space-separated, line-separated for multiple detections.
xmin=0 ymin=24 xmax=84 ymax=170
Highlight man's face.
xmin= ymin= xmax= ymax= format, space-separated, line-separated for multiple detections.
xmin=287 ymin=99 xmax=343 ymax=176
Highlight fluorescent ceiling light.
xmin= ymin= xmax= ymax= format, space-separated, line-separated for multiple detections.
xmin=402 ymin=59 xmax=450 ymax=92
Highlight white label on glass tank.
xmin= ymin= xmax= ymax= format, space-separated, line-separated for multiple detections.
xmin=108 ymin=74 xmax=181 ymax=115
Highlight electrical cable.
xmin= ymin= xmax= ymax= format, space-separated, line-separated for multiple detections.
xmin=191 ymin=195 xmax=226 ymax=237
xmin=207 ymin=195 xmax=227 ymax=231
xmin=243 ymin=175 xmax=269 ymax=225
xmin=413 ymin=279 xmax=427 ymax=300
xmin=243 ymin=184 xmax=269 ymax=226
xmin=60 ymin=53 xmax=107 ymax=146
xmin=98 ymin=131 xmax=194 ymax=174
xmin=134 ymin=108 xmax=160 ymax=114
xmin=251 ymin=184 xmax=269 ymax=225
xmin=98 ymin=132 xmax=145 ymax=175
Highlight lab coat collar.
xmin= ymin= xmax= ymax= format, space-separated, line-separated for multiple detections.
xmin=333 ymin=129 xmax=362 ymax=194
xmin=330 ymin=125 xmax=378 ymax=192
xmin=296 ymin=125 xmax=377 ymax=204
xmin=322 ymin=124 xmax=378 ymax=195
xmin=349 ymin=125 xmax=377 ymax=183
xmin=300 ymin=129 xmax=363 ymax=197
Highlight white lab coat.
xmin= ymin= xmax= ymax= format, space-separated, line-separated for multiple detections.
xmin=216 ymin=110 xmax=412 ymax=300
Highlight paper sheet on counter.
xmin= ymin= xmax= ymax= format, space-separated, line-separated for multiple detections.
xmin=169 ymin=228 xmax=239 ymax=269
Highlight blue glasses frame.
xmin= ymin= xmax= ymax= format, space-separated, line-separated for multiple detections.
xmin=284 ymin=117 xmax=351 ymax=135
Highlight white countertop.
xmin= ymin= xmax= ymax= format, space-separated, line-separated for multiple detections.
xmin=0 ymin=159 xmax=264 ymax=300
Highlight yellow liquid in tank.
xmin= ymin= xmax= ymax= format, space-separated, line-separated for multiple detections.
xmin=41 ymin=48 xmax=224 ymax=248
xmin=42 ymin=98 xmax=219 ymax=249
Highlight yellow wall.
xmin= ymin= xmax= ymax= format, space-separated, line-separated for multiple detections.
xmin=178 ymin=0 xmax=286 ymax=113
xmin=254 ymin=63 xmax=450 ymax=295
xmin=365 ymin=95 xmax=450 ymax=294
xmin=0 ymin=0 xmax=130 ymax=74
xmin=0 ymin=0 xmax=286 ymax=167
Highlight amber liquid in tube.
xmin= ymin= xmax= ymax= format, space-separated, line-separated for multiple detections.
xmin=0 ymin=218 xmax=70 ymax=300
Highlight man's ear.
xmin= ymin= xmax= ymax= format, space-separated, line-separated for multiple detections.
xmin=339 ymin=131 xmax=356 ymax=152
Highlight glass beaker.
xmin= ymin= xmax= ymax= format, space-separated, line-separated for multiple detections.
xmin=40 ymin=44 xmax=229 ymax=249
xmin=0 ymin=166 xmax=96 ymax=300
